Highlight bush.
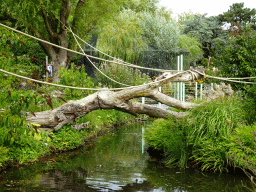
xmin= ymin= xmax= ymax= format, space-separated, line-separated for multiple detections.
xmin=58 ymin=64 xmax=95 ymax=100
xmin=144 ymin=118 xmax=189 ymax=167
xmin=145 ymin=95 xmax=249 ymax=172
xmin=187 ymin=96 xmax=245 ymax=145
xmin=228 ymin=125 xmax=256 ymax=176
xmin=47 ymin=124 xmax=86 ymax=151
xmin=0 ymin=146 xmax=9 ymax=167
xmin=191 ymin=138 xmax=230 ymax=172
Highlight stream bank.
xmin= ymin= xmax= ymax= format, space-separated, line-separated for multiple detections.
xmin=0 ymin=123 xmax=253 ymax=191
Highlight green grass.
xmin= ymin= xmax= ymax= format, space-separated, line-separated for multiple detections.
xmin=144 ymin=95 xmax=256 ymax=174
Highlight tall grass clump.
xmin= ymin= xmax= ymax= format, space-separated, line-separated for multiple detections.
xmin=187 ymin=96 xmax=246 ymax=172
xmin=145 ymin=95 xmax=248 ymax=172
xmin=187 ymin=96 xmax=245 ymax=145
xmin=144 ymin=118 xmax=189 ymax=167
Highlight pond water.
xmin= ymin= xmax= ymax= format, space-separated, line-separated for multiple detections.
xmin=0 ymin=123 xmax=253 ymax=192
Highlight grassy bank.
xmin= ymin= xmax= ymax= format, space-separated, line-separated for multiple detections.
xmin=0 ymin=53 xmax=137 ymax=171
xmin=144 ymin=95 xmax=256 ymax=185
xmin=0 ymin=108 xmax=135 ymax=171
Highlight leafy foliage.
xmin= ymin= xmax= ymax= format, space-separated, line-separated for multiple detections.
xmin=183 ymin=14 xmax=227 ymax=58
xmin=144 ymin=118 xmax=189 ymax=167
xmin=228 ymin=125 xmax=256 ymax=177
xmin=0 ymin=146 xmax=9 ymax=167
xmin=0 ymin=0 xmax=127 ymax=81
xmin=186 ymin=96 xmax=245 ymax=144
xmin=218 ymin=3 xmax=256 ymax=28
xmin=58 ymin=64 xmax=94 ymax=100
xmin=214 ymin=27 xmax=256 ymax=82
xmin=139 ymin=11 xmax=180 ymax=53
xmin=96 ymin=9 xmax=148 ymax=63
xmin=178 ymin=34 xmax=203 ymax=65
xmin=145 ymin=95 xmax=252 ymax=173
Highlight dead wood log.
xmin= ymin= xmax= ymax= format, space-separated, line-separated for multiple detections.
xmin=26 ymin=70 xmax=203 ymax=131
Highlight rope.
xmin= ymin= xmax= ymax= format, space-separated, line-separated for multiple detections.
xmin=0 ymin=69 xmax=187 ymax=90
xmin=0 ymin=23 xmax=174 ymax=73
xmin=0 ymin=69 xmax=114 ymax=90
xmin=1 ymin=23 xmax=256 ymax=86
xmin=193 ymin=70 xmax=256 ymax=84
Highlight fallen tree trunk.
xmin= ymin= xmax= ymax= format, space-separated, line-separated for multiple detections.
xmin=26 ymin=70 xmax=203 ymax=131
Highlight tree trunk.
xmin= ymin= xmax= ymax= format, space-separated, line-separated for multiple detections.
xmin=26 ymin=71 xmax=204 ymax=131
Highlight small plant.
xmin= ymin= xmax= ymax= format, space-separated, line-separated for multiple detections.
xmin=0 ymin=146 xmax=9 ymax=167
xmin=47 ymin=124 xmax=86 ymax=151
xmin=58 ymin=64 xmax=94 ymax=100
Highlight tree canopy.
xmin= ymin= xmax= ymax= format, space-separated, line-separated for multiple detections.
xmin=183 ymin=14 xmax=226 ymax=58
xmin=0 ymin=0 xmax=127 ymax=81
xmin=218 ymin=3 xmax=256 ymax=28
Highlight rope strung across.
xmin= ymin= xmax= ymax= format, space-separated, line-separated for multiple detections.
xmin=0 ymin=23 xmax=173 ymax=73
xmin=193 ymin=70 xmax=256 ymax=84
xmin=1 ymin=22 xmax=256 ymax=88
xmin=0 ymin=69 xmax=189 ymax=90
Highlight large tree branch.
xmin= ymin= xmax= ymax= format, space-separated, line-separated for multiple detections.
xmin=41 ymin=8 xmax=59 ymax=39
xmin=26 ymin=71 xmax=204 ymax=131
xmin=28 ymin=26 xmax=56 ymax=58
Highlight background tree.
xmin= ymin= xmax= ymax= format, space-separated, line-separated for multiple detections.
xmin=214 ymin=26 xmax=256 ymax=85
xmin=183 ymin=14 xmax=226 ymax=59
xmin=0 ymin=0 xmax=125 ymax=82
xmin=96 ymin=8 xmax=180 ymax=70
xmin=122 ymin=0 xmax=159 ymax=13
xmin=96 ymin=9 xmax=148 ymax=64
xmin=218 ymin=3 xmax=256 ymax=29
xmin=139 ymin=11 xmax=180 ymax=53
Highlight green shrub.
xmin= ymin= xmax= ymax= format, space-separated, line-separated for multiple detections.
xmin=187 ymin=96 xmax=245 ymax=146
xmin=58 ymin=64 xmax=95 ymax=100
xmin=145 ymin=95 xmax=248 ymax=171
xmin=144 ymin=118 xmax=189 ymax=167
xmin=191 ymin=138 xmax=230 ymax=172
xmin=48 ymin=124 xmax=86 ymax=151
xmin=228 ymin=125 xmax=256 ymax=175
xmin=187 ymin=96 xmax=246 ymax=172
xmin=0 ymin=146 xmax=9 ymax=167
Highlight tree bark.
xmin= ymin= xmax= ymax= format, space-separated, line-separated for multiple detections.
xmin=26 ymin=71 xmax=203 ymax=131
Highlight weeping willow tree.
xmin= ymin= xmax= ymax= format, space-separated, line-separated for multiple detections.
xmin=96 ymin=9 xmax=148 ymax=64
xmin=96 ymin=9 xmax=182 ymax=74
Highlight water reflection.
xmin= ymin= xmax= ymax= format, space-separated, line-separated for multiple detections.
xmin=0 ymin=123 xmax=253 ymax=191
